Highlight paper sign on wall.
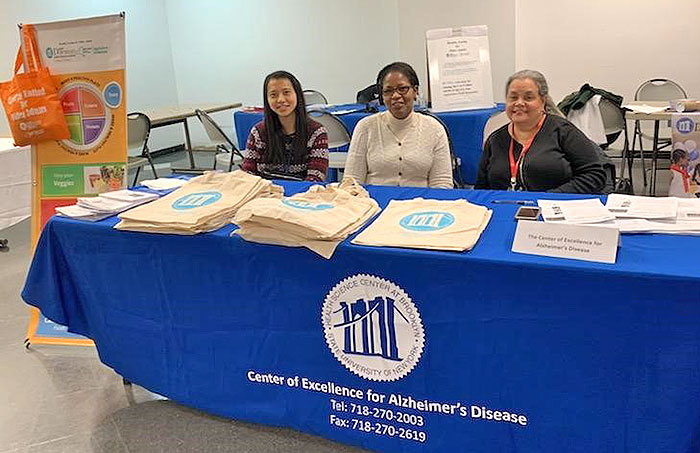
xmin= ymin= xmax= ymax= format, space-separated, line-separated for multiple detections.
xmin=426 ymin=25 xmax=494 ymax=112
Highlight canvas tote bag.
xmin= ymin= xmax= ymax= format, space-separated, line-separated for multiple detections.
xmin=352 ymin=198 xmax=492 ymax=251
xmin=116 ymin=171 xmax=281 ymax=234
xmin=233 ymin=178 xmax=380 ymax=258
xmin=234 ymin=182 xmax=379 ymax=241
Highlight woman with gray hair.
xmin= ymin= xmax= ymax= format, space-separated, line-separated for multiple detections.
xmin=476 ymin=70 xmax=605 ymax=193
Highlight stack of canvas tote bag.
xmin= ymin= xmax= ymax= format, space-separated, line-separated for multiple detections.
xmin=115 ymin=171 xmax=282 ymax=234
xmin=233 ymin=178 xmax=379 ymax=258
xmin=352 ymin=198 xmax=492 ymax=252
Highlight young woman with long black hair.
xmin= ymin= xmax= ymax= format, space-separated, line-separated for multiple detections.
xmin=242 ymin=71 xmax=328 ymax=181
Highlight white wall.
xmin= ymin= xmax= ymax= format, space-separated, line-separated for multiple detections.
xmin=163 ymin=0 xmax=400 ymax=146
xmin=3 ymin=1 xmax=700 ymax=146
xmin=0 ymin=0 xmax=179 ymax=141
xmin=398 ymin=0 xmax=515 ymax=102
xmin=515 ymin=0 xmax=700 ymax=104
xmin=0 ymin=0 xmax=400 ymax=149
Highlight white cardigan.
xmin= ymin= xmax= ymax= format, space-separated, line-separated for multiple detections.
xmin=344 ymin=111 xmax=453 ymax=189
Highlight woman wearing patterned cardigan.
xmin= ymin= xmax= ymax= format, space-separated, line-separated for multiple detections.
xmin=242 ymin=71 xmax=328 ymax=182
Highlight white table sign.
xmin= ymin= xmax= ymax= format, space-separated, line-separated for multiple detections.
xmin=512 ymin=221 xmax=619 ymax=264
xmin=426 ymin=25 xmax=494 ymax=112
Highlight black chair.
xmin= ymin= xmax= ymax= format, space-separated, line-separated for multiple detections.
xmin=356 ymin=84 xmax=380 ymax=104
xmin=596 ymin=148 xmax=619 ymax=195
xmin=417 ymin=110 xmax=461 ymax=188
xmin=195 ymin=109 xmax=244 ymax=172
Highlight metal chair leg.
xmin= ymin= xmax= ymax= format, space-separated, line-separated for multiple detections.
xmin=634 ymin=122 xmax=648 ymax=189
xmin=650 ymin=120 xmax=660 ymax=196
xmin=619 ymin=121 xmax=634 ymax=193
xmin=146 ymin=147 xmax=158 ymax=179
xmin=132 ymin=166 xmax=142 ymax=187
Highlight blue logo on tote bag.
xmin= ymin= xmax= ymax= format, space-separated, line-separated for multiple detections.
xmin=399 ymin=211 xmax=455 ymax=231
xmin=282 ymin=198 xmax=334 ymax=211
xmin=172 ymin=191 xmax=222 ymax=210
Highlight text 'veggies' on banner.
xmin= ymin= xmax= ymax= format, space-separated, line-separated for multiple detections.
xmin=24 ymin=14 xmax=126 ymax=347
xmin=426 ymin=25 xmax=494 ymax=113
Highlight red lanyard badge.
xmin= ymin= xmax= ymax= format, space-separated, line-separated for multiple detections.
xmin=508 ymin=114 xmax=546 ymax=190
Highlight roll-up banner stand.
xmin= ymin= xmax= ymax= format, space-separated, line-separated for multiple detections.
xmin=24 ymin=13 xmax=126 ymax=347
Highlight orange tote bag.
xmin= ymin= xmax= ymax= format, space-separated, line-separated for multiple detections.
xmin=0 ymin=25 xmax=69 ymax=146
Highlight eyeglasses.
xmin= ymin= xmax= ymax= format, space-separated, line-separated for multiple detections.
xmin=382 ymin=86 xmax=412 ymax=97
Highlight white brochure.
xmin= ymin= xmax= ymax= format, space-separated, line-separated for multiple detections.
xmin=538 ymin=198 xmax=615 ymax=224
xmin=99 ymin=189 xmax=159 ymax=203
xmin=605 ymin=194 xmax=678 ymax=219
xmin=55 ymin=205 xmax=113 ymax=222
xmin=140 ymin=178 xmax=188 ymax=191
xmin=614 ymin=198 xmax=700 ymax=234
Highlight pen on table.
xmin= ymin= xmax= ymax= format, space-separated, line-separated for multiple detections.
xmin=490 ymin=199 xmax=536 ymax=205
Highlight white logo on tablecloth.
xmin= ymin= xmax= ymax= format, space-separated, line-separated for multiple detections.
xmin=322 ymin=274 xmax=425 ymax=382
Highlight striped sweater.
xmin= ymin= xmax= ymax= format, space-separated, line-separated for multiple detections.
xmin=242 ymin=119 xmax=328 ymax=182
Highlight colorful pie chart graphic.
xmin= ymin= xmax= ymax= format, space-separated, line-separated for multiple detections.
xmin=59 ymin=82 xmax=112 ymax=153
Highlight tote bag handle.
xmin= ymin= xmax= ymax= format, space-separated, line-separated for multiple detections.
xmin=15 ymin=25 xmax=43 ymax=74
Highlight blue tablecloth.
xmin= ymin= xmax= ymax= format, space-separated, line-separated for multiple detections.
xmin=234 ymin=104 xmax=503 ymax=185
xmin=22 ymin=184 xmax=700 ymax=452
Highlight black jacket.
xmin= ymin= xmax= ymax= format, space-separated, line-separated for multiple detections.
xmin=476 ymin=114 xmax=606 ymax=194
xmin=558 ymin=84 xmax=623 ymax=116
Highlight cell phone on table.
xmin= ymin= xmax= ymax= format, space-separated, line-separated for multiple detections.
xmin=514 ymin=206 xmax=541 ymax=221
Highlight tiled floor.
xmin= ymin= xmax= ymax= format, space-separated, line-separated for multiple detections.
xmin=0 ymin=149 xmax=369 ymax=452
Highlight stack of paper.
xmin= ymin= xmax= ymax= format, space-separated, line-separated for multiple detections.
xmin=605 ymin=194 xmax=678 ymax=219
xmin=604 ymin=194 xmax=700 ymax=234
xmin=77 ymin=190 xmax=159 ymax=213
xmin=538 ymin=199 xmax=616 ymax=225
xmin=351 ymin=198 xmax=492 ymax=252
xmin=233 ymin=178 xmax=379 ymax=259
xmin=55 ymin=189 xmax=159 ymax=222
xmin=622 ymin=104 xmax=668 ymax=114
xmin=55 ymin=205 xmax=114 ymax=222
xmin=116 ymin=171 xmax=282 ymax=235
